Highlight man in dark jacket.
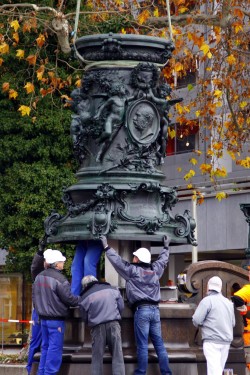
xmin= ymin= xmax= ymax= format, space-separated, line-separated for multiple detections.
xmin=79 ymin=275 xmax=125 ymax=375
xmin=33 ymin=249 xmax=79 ymax=375
xmin=26 ymin=239 xmax=51 ymax=375
xmin=100 ymin=235 xmax=172 ymax=375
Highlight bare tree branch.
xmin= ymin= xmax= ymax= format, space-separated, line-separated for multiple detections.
xmin=146 ymin=6 xmax=250 ymax=29
xmin=147 ymin=14 xmax=225 ymax=28
xmin=0 ymin=3 xmax=57 ymax=15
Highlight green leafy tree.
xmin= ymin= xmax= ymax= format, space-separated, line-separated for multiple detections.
xmin=0 ymin=95 xmax=77 ymax=278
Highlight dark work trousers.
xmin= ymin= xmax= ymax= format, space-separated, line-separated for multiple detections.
xmin=90 ymin=320 xmax=125 ymax=375
xmin=26 ymin=308 xmax=42 ymax=374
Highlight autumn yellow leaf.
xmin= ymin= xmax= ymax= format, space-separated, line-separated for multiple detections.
xmin=226 ymin=54 xmax=236 ymax=65
xmin=200 ymin=163 xmax=212 ymax=174
xmin=121 ymin=28 xmax=126 ymax=34
xmin=212 ymin=142 xmax=223 ymax=150
xmin=13 ymin=32 xmax=19 ymax=43
xmin=234 ymin=23 xmax=243 ymax=34
xmin=16 ymin=49 xmax=25 ymax=59
xmin=194 ymin=150 xmax=202 ymax=156
xmin=36 ymin=65 xmax=45 ymax=81
xmin=174 ymin=62 xmax=183 ymax=72
xmin=9 ymin=89 xmax=18 ymax=99
xmin=200 ymin=43 xmax=210 ymax=56
xmin=10 ymin=20 xmax=20 ymax=32
xmin=61 ymin=94 xmax=71 ymax=105
xmin=153 ymin=7 xmax=159 ymax=17
xmin=197 ymin=195 xmax=205 ymax=205
xmin=75 ymin=79 xmax=81 ymax=88
xmin=176 ymin=102 xmax=183 ymax=114
xmin=227 ymin=151 xmax=236 ymax=160
xmin=137 ymin=10 xmax=150 ymax=25
xmin=23 ymin=21 xmax=31 ymax=33
xmin=0 ymin=43 xmax=9 ymax=54
xmin=183 ymin=106 xmax=190 ymax=113
xmin=179 ymin=6 xmax=189 ymax=13
xmin=215 ymin=192 xmax=227 ymax=202
xmin=239 ymin=157 xmax=250 ymax=168
xmin=189 ymin=158 xmax=197 ymax=165
xmin=177 ymin=167 xmax=182 ymax=172
xmin=36 ymin=34 xmax=46 ymax=48
xmin=214 ymin=89 xmax=222 ymax=98
xmin=184 ymin=169 xmax=195 ymax=181
xmin=195 ymin=110 xmax=200 ymax=117
xmin=24 ymin=82 xmax=35 ymax=94
xmin=18 ymin=105 xmax=31 ymax=116
xmin=233 ymin=8 xmax=244 ymax=19
xmin=187 ymin=184 xmax=193 ymax=189
xmin=2 ymin=82 xmax=9 ymax=92
xmin=212 ymin=167 xmax=227 ymax=178
xmin=207 ymin=149 xmax=214 ymax=157
xmin=86 ymin=0 xmax=93 ymax=8
xmin=40 ymin=87 xmax=54 ymax=97
xmin=26 ymin=54 xmax=37 ymax=66
xmin=240 ymin=101 xmax=248 ymax=109
xmin=168 ymin=128 xmax=176 ymax=139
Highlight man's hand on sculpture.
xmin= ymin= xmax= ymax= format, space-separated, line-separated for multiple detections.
xmin=163 ymin=235 xmax=171 ymax=248
xmin=38 ymin=234 xmax=47 ymax=253
xmin=100 ymin=235 xmax=108 ymax=249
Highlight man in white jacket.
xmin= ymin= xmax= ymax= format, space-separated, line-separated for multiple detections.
xmin=192 ymin=276 xmax=235 ymax=375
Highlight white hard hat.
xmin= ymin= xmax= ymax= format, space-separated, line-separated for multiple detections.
xmin=43 ymin=249 xmax=53 ymax=261
xmin=133 ymin=248 xmax=151 ymax=263
xmin=45 ymin=249 xmax=66 ymax=264
xmin=207 ymin=276 xmax=222 ymax=293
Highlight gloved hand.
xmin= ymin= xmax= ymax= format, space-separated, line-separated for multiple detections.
xmin=100 ymin=235 xmax=108 ymax=249
xmin=38 ymin=234 xmax=48 ymax=254
xmin=163 ymin=235 xmax=171 ymax=248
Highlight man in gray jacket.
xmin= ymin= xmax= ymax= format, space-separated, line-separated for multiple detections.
xmin=100 ymin=235 xmax=172 ymax=375
xmin=33 ymin=249 xmax=79 ymax=375
xmin=79 ymin=275 xmax=125 ymax=375
xmin=192 ymin=276 xmax=235 ymax=375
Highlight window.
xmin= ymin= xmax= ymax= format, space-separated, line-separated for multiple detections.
xmin=166 ymin=121 xmax=199 ymax=155
xmin=0 ymin=273 xmax=29 ymax=346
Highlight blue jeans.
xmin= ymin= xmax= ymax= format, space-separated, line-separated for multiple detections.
xmin=71 ymin=240 xmax=103 ymax=295
xmin=37 ymin=319 xmax=65 ymax=375
xmin=26 ymin=308 xmax=42 ymax=374
xmin=134 ymin=306 xmax=172 ymax=375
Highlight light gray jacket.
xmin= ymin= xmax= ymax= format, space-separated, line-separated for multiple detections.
xmin=79 ymin=282 xmax=124 ymax=327
xmin=192 ymin=291 xmax=235 ymax=344
xmin=106 ymin=246 xmax=170 ymax=309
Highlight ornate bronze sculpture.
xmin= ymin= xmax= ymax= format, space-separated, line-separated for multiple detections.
xmin=44 ymin=33 xmax=196 ymax=245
